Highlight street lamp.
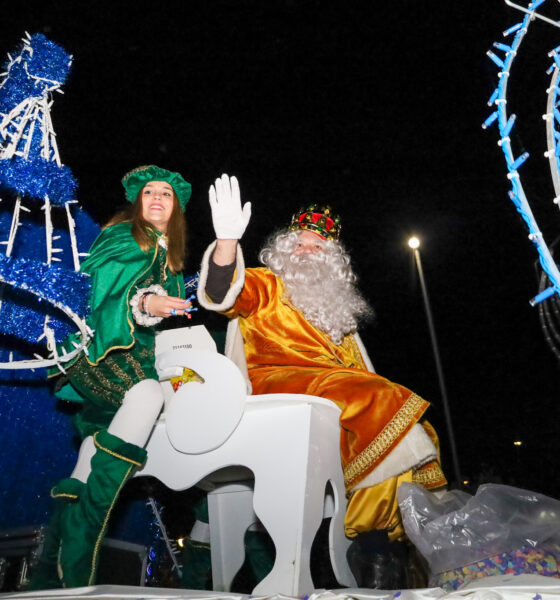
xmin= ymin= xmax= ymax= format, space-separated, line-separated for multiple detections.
xmin=408 ymin=236 xmax=420 ymax=250
xmin=408 ymin=236 xmax=462 ymax=486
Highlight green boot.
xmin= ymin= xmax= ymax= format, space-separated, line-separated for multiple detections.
xmin=181 ymin=537 xmax=212 ymax=590
xmin=58 ymin=430 xmax=147 ymax=588
xmin=25 ymin=478 xmax=84 ymax=590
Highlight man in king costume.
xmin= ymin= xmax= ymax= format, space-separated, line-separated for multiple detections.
xmin=197 ymin=175 xmax=447 ymax=588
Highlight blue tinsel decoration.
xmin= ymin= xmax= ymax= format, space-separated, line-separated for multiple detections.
xmin=0 ymin=31 xmax=92 ymax=344
xmin=0 ymin=254 xmax=91 ymax=343
xmin=0 ymin=253 xmax=90 ymax=313
xmin=0 ymin=158 xmax=77 ymax=207
xmin=0 ymin=210 xmax=99 ymax=532
xmin=0 ymin=34 xmax=76 ymax=205
xmin=0 ymin=33 xmax=71 ymax=114
xmin=0 ymin=203 xmax=97 ymax=343
xmin=0 ymin=32 xmax=96 ymax=532
xmin=0 ymin=211 xmax=98 ymax=530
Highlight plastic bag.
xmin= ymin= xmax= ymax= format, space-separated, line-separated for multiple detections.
xmin=398 ymin=482 xmax=560 ymax=575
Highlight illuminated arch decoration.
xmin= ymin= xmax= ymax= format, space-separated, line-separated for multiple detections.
xmin=0 ymin=33 xmax=92 ymax=370
xmin=483 ymin=0 xmax=560 ymax=310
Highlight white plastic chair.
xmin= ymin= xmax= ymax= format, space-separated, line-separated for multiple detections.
xmin=138 ymin=325 xmax=357 ymax=596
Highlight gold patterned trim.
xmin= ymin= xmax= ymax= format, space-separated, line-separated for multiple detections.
xmin=51 ymin=491 xmax=78 ymax=500
xmin=105 ymin=355 xmax=135 ymax=390
xmin=93 ymin=432 xmax=144 ymax=467
xmin=88 ymin=357 xmax=127 ymax=396
xmin=344 ymin=334 xmax=367 ymax=370
xmin=67 ymin=353 xmax=125 ymax=406
xmin=413 ymin=461 xmax=447 ymax=489
xmin=344 ymin=392 xmax=428 ymax=487
xmin=91 ymin=376 xmax=124 ymax=406
xmin=123 ymin=351 xmax=149 ymax=381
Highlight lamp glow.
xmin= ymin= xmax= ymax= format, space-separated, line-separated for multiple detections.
xmin=408 ymin=237 xmax=420 ymax=249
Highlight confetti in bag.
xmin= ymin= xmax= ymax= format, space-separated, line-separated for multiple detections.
xmin=398 ymin=483 xmax=560 ymax=590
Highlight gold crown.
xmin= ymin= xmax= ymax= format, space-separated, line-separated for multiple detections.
xmin=289 ymin=204 xmax=341 ymax=241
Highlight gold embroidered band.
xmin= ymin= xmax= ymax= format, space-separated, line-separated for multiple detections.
xmin=344 ymin=392 xmax=428 ymax=488
xmin=412 ymin=461 xmax=447 ymax=489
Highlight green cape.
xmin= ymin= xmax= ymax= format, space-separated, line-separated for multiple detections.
xmin=50 ymin=222 xmax=184 ymax=400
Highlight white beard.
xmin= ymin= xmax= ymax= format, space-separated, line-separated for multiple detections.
xmin=260 ymin=231 xmax=373 ymax=345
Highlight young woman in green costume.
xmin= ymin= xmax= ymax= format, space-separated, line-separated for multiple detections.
xmin=32 ymin=165 xmax=193 ymax=589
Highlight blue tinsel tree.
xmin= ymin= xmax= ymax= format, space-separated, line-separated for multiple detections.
xmin=0 ymin=33 xmax=98 ymax=529
xmin=0 ymin=36 xmax=189 ymax=588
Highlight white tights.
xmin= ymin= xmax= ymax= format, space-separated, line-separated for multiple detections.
xmin=70 ymin=379 xmax=164 ymax=483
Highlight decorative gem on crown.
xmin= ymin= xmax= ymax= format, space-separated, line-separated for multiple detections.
xmin=289 ymin=204 xmax=342 ymax=241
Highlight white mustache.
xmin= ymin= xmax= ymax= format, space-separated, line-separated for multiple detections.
xmin=290 ymin=252 xmax=326 ymax=264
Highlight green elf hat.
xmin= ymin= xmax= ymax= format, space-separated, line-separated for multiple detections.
xmin=121 ymin=165 xmax=192 ymax=211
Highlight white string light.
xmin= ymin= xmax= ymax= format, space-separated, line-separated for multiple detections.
xmin=0 ymin=273 xmax=91 ymax=370
xmin=485 ymin=0 xmax=560 ymax=306
xmin=65 ymin=200 xmax=81 ymax=271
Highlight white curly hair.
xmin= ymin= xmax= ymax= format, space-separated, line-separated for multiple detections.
xmin=259 ymin=230 xmax=373 ymax=345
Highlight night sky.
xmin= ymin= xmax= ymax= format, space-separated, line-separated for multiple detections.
xmin=4 ymin=1 xmax=560 ymax=495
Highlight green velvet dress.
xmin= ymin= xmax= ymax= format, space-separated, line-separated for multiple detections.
xmin=50 ymin=222 xmax=184 ymax=438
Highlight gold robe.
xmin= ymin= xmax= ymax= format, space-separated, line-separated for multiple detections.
xmin=223 ymin=267 xmax=446 ymax=493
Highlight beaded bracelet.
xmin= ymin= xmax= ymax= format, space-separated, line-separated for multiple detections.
xmin=140 ymin=292 xmax=151 ymax=314
xmin=130 ymin=285 xmax=167 ymax=326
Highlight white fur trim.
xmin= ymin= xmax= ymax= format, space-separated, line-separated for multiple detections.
xmin=353 ymin=332 xmax=375 ymax=373
xmin=196 ymin=241 xmax=246 ymax=312
xmin=129 ymin=284 xmax=166 ymax=326
xmin=225 ymin=318 xmax=252 ymax=394
xmin=351 ymin=423 xmax=437 ymax=491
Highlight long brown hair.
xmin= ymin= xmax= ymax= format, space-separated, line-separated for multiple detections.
xmin=105 ymin=187 xmax=187 ymax=274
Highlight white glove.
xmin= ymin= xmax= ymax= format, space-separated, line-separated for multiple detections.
xmin=209 ymin=174 xmax=252 ymax=240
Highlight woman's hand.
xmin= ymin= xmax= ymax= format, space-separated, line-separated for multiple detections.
xmin=147 ymin=294 xmax=194 ymax=318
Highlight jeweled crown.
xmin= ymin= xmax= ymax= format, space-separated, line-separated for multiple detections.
xmin=289 ymin=204 xmax=341 ymax=241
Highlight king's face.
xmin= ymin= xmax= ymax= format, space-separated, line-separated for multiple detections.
xmin=293 ymin=230 xmax=325 ymax=256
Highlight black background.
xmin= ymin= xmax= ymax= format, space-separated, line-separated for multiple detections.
xmin=3 ymin=0 xmax=560 ymax=495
